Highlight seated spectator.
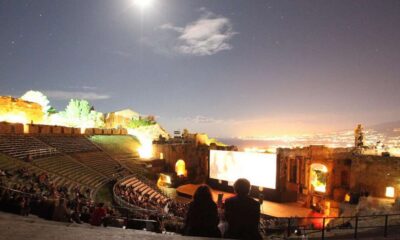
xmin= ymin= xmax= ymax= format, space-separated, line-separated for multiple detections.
xmin=183 ymin=185 xmax=220 ymax=238
xmin=80 ymin=204 xmax=91 ymax=223
xmin=224 ymin=178 xmax=262 ymax=240
xmin=90 ymin=202 xmax=107 ymax=226
xmin=52 ymin=198 xmax=70 ymax=222
xmin=39 ymin=198 xmax=55 ymax=220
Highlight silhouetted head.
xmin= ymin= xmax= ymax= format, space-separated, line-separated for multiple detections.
xmin=234 ymin=178 xmax=251 ymax=196
xmin=193 ymin=185 xmax=213 ymax=203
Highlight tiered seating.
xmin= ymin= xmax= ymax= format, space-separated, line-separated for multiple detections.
xmin=72 ymin=152 xmax=130 ymax=178
xmin=110 ymin=153 xmax=146 ymax=175
xmin=36 ymin=136 xmax=99 ymax=153
xmin=33 ymin=156 xmax=108 ymax=188
xmin=0 ymin=153 xmax=20 ymax=172
xmin=0 ymin=153 xmax=87 ymax=192
xmin=118 ymin=176 xmax=168 ymax=203
xmin=0 ymin=134 xmax=59 ymax=160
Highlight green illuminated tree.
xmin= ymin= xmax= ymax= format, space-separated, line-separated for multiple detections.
xmin=60 ymin=99 xmax=104 ymax=128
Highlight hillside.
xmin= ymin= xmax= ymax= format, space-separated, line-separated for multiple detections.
xmin=89 ymin=135 xmax=141 ymax=154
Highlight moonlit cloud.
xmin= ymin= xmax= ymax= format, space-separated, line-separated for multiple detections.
xmin=158 ymin=9 xmax=237 ymax=56
xmin=43 ymin=90 xmax=110 ymax=100
xmin=182 ymin=115 xmax=224 ymax=124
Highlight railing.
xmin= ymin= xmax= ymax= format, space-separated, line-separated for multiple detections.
xmin=264 ymin=213 xmax=400 ymax=239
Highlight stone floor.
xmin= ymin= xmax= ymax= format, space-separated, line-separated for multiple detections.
xmin=1 ymin=211 xmax=399 ymax=239
xmin=0 ymin=212 xmax=214 ymax=240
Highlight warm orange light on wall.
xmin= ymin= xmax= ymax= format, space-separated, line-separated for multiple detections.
xmin=175 ymin=159 xmax=187 ymax=177
xmin=310 ymin=163 xmax=328 ymax=193
xmin=386 ymin=186 xmax=395 ymax=198
xmin=344 ymin=193 xmax=351 ymax=202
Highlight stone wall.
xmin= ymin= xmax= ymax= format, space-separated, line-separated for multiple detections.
xmin=72 ymin=128 xmax=81 ymax=135
xmin=84 ymin=128 xmax=127 ymax=135
xmin=350 ymin=155 xmax=400 ymax=198
xmin=0 ymin=96 xmax=43 ymax=124
xmin=278 ymin=146 xmax=400 ymax=203
xmin=0 ymin=122 xmax=24 ymax=134
xmin=104 ymin=109 xmax=140 ymax=129
xmin=153 ymin=142 xmax=209 ymax=182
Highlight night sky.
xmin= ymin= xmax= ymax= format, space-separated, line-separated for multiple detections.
xmin=1 ymin=0 xmax=400 ymax=137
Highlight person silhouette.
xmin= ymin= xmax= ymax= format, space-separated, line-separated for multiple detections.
xmin=183 ymin=185 xmax=221 ymax=238
xmin=224 ymin=178 xmax=262 ymax=240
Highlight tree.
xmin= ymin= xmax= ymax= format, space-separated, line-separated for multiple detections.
xmin=64 ymin=99 xmax=92 ymax=121
xmin=59 ymin=99 xmax=104 ymax=128
xmin=21 ymin=90 xmax=51 ymax=114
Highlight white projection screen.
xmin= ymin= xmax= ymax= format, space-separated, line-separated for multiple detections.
xmin=209 ymin=150 xmax=277 ymax=189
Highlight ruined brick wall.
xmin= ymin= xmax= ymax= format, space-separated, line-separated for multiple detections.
xmin=278 ymin=146 xmax=400 ymax=201
xmin=72 ymin=128 xmax=81 ymax=135
xmin=0 ymin=96 xmax=43 ymax=124
xmin=278 ymin=146 xmax=353 ymax=202
xmin=350 ymin=155 xmax=400 ymax=198
xmin=62 ymin=127 xmax=72 ymax=135
xmin=51 ymin=126 xmax=62 ymax=134
xmin=0 ymin=122 xmax=24 ymax=134
xmin=153 ymin=143 xmax=209 ymax=181
xmin=105 ymin=110 xmax=140 ymax=129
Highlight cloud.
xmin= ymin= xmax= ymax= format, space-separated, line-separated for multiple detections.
xmin=180 ymin=115 xmax=245 ymax=125
xmin=43 ymin=90 xmax=110 ymax=100
xmin=81 ymin=86 xmax=97 ymax=90
xmin=159 ymin=23 xmax=184 ymax=33
xmin=110 ymin=50 xmax=132 ymax=58
xmin=157 ymin=9 xmax=237 ymax=56
xmin=182 ymin=115 xmax=224 ymax=124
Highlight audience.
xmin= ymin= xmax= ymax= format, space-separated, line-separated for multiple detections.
xmin=1 ymin=168 xmax=264 ymax=238
xmin=114 ymin=183 xmax=187 ymax=219
xmin=224 ymin=178 xmax=262 ymax=240
xmin=90 ymin=202 xmax=107 ymax=226
xmin=183 ymin=185 xmax=220 ymax=238
xmin=52 ymin=198 xmax=70 ymax=222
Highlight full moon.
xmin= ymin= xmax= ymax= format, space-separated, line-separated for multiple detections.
xmin=134 ymin=0 xmax=154 ymax=10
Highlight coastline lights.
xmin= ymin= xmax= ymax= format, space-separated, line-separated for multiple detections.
xmin=386 ymin=186 xmax=395 ymax=198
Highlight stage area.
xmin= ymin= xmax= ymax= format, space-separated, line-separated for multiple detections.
xmin=176 ymin=184 xmax=312 ymax=218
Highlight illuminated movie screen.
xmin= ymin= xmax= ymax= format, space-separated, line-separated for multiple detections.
xmin=209 ymin=150 xmax=277 ymax=189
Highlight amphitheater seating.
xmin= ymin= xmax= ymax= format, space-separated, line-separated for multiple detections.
xmin=0 ymin=153 xmax=88 ymax=193
xmin=0 ymin=134 xmax=59 ymax=160
xmin=36 ymin=136 xmax=99 ymax=153
xmin=33 ymin=156 xmax=108 ymax=188
xmin=117 ymin=176 xmax=168 ymax=203
xmin=0 ymin=153 xmax=20 ymax=172
xmin=109 ymin=153 xmax=148 ymax=176
xmin=72 ymin=152 xmax=129 ymax=178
